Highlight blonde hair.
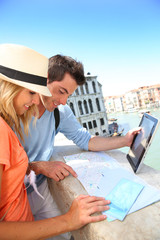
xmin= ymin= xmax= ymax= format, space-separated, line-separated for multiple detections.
xmin=0 ymin=79 xmax=38 ymax=141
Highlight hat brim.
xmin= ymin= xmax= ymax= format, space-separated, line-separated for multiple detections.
xmin=0 ymin=73 xmax=52 ymax=97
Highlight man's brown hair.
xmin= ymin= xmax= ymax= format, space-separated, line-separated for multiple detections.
xmin=48 ymin=55 xmax=86 ymax=85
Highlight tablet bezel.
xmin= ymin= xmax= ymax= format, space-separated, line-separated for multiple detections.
xmin=127 ymin=113 xmax=159 ymax=173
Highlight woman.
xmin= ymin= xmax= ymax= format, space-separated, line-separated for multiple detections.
xmin=0 ymin=44 xmax=110 ymax=240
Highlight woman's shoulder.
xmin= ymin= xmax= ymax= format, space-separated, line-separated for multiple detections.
xmin=0 ymin=117 xmax=15 ymax=137
xmin=0 ymin=117 xmax=21 ymax=150
xmin=0 ymin=117 xmax=9 ymax=129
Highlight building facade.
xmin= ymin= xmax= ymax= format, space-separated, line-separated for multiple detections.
xmin=67 ymin=74 xmax=109 ymax=136
xmin=104 ymin=84 xmax=160 ymax=113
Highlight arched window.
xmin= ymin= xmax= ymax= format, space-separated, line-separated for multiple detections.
xmin=84 ymin=100 xmax=89 ymax=114
xmin=78 ymin=101 xmax=83 ymax=115
xmin=93 ymin=120 xmax=97 ymax=128
xmin=83 ymin=123 xmax=87 ymax=129
xmin=70 ymin=102 xmax=75 ymax=115
xmin=75 ymin=89 xmax=79 ymax=95
xmin=88 ymin=121 xmax=93 ymax=129
xmin=88 ymin=99 xmax=94 ymax=113
xmin=85 ymin=82 xmax=89 ymax=94
xmin=80 ymin=86 xmax=84 ymax=95
xmin=100 ymin=118 xmax=104 ymax=125
xmin=96 ymin=98 xmax=101 ymax=111
xmin=92 ymin=81 xmax=96 ymax=93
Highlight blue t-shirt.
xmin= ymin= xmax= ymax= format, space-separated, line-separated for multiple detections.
xmin=22 ymin=104 xmax=91 ymax=192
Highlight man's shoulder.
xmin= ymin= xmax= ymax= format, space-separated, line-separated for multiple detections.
xmin=58 ymin=104 xmax=70 ymax=111
xmin=57 ymin=104 xmax=77 ymax=128
xmin=58 ymin=104 xmax=72 ymax=116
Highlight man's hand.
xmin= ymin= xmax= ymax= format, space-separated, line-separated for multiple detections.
xmin=65 ymin=195 xmax=110 ymax=230
xmin=29 ymin=161 xmax=77 ymax=181
xmin=124 ymin=127 xmax=142 ymax=147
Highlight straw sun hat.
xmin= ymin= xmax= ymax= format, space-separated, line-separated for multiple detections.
xmin=0 ymin=44 xmax=51 ymax=97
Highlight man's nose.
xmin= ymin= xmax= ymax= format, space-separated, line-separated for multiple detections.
xmin=59 ymin=96 xmax=68 ymax=105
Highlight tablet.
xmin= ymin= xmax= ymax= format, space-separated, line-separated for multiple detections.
xmin=127 ymin=113 xmax=159 ymax=173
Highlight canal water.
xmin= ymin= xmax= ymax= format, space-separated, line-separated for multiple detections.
xmin=107 ymin=108 xmax=160 ymax=170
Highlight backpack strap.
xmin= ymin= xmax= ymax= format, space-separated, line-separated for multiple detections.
xmin=54 ymin=108 xmax=60 ymax=130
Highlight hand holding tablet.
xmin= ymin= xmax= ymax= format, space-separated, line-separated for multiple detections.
xmin=127 ymin=113 xmax=159 ymax=173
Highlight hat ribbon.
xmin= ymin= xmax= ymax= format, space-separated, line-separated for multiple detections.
xmin=0 ymin=65 xmax=47 ymax=86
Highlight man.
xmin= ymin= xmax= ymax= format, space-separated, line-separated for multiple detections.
xmin=22 ymin=55 xmax=141 ymax=240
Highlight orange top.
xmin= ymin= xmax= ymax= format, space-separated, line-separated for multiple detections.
xmin=0 ymin=117 xmax=33 ymax=221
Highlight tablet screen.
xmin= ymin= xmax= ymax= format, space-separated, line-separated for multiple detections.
xmin=127 ymin=113 xmax=159 ymax=173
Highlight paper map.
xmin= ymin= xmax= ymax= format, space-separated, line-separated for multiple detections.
xmin=64 ymin=152 xmax=119 ymax=195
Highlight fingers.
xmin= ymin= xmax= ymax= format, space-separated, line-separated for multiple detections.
xmin=87 ymin=198 xmax=111 ymax=208
xmin=131 ymin=127 xmax=142 ymax=135
xmin=79 ymin=195 xmax=110 ymax=224
xmin=56 ymin=167 xmax=77 ymax=180
xmin=76 ymin=195 xmax=110 ymax=215
xmin=57 ymin=168 xmax=70 ymax=179
xmin=87 ymin=202 xmax=110 ymax=216
xmin=125 ymin=127 xmax=142 ymax=146
xmin=49 ymin=161 xmax=77 ymax=181
xmin=89 ymin=214 xmax=107 ymax=223
xmin=77 ymin=195 xmax=110 ymax=205
xmin=52 ymin=174 xmax=61 ymax=182
xmin=65 ymin=164 xmax=78 ymax=177
xmin=134 ymin=128 xmax=142 ymax=134
xmin=83 ymin=196 xmax=110 ymax=215
xmin=56 ymin=162 xmax=77 ymax=177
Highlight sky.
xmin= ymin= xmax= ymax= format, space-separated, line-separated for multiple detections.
xmin=0 ymin=0 xmax=160 ymax=97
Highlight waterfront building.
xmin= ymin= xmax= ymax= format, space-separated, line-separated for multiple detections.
xmin=124 ymin=89 xmax=140 ymax=111
xmin=138 ymin=85 xmax=160 ymax=108
xmin=114 ymin=96 xmax=125 ymax=112
xmin=67 ymin=73 xmax=109 ymax=136
xmin=104 ymin=84 xmax=160 ymax=113
xmin=153 ymin=84 xmax=160 ymax=106
xmin=104 ymin=96 xmax=116 ymax=113
xmin=105 ymin=96 xmax=124 ymax=113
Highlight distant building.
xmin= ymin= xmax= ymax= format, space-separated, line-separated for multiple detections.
xmin=104 ymin=96 xmax=115 ymax=113
xmin=138 ymin=85 xmax=160 ymax=108
xmin=114 ymin=97 xmax=124 ymax=112
xmin=124 ymin=89 xmax=140 ymax=111
xmin=105 ymin=96 xmax=124 ymax=112
xmin=67 ymin=73 xmax=109 ymax=136
xmin=104 ymin=84 xmax=160 ymax=113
